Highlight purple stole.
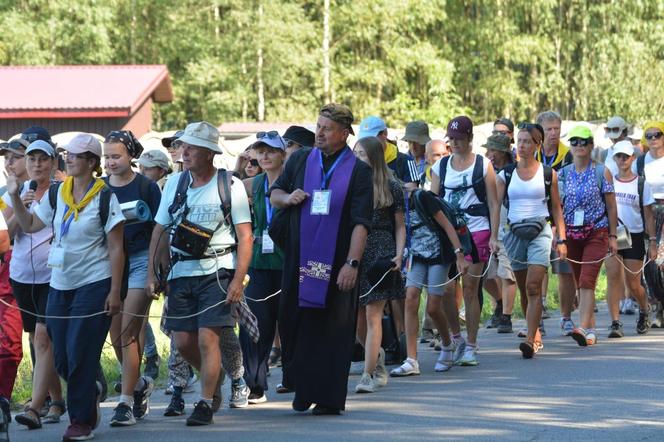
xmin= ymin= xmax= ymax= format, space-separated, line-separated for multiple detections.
xmin=298 ymin=147 xmax=355 ymax=308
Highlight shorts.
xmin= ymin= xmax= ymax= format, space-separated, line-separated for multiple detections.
xmin=566 ymin=228 xmax=608 ymax=290
xmin=405 ymin=258 xmax=451 ymax=296
xmin=618 ymin=231 xmax=646 ymax=261
xmin=466 ymin=229 xmax=491 ymax=264
xmin=9 ymin=280 xmax=50 ymax=332
xmin=165 ymin=268 xmax=237 ymax=332
xmin=485 ymin=243 xmax=515 ymax=282
xmin=504 ymin=224 xmax=553 ymax=272
xmin=128 ymin=249 xmax=149 ymax=290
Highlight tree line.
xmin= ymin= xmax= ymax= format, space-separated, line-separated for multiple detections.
xmin=1 ymin=0 xmax=663 ymax=130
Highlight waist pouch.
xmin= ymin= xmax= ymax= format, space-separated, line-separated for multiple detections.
xmin=462 ymin=204 xmax=489 ymax=217
xmin=566 ymin=224 xmax=594 ymax=241
xmin=171 ymin=219 xmax=214 ymax=258
xmin=510 ymin=217 xmax=547 ymax=241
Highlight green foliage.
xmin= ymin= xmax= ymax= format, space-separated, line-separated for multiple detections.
xmin=0 ymin=0 xmax=663 ymax=128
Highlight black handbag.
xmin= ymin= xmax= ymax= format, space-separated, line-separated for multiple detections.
xmin=510 ymin=217 xmax=547 ymax=241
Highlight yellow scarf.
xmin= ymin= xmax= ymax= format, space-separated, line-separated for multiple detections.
xmin=384 ymin=142 xmax=398 ymax=164
xmin=61 ymin=177 xmax=107 ymax=221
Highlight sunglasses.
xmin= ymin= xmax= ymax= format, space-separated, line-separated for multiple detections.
xmin=614 ymin=153 xmax=632 ymax=161
xmin=256 ymin=131 xmax=286 ymax=149
xmin=248 ymin=159 xmax=260 ymax=167
xmin=645 ymin=132 xmax=663 ymax=141
xmin=4 ymin=140 xmax=28 ymax=152
xmin=569 ymin=138 xmax=592 ymax=147
xmin=604 ymin=127 xmax=622 ymax=133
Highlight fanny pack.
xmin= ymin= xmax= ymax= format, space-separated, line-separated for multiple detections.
xmin=462 ymin=204 xmax=489 ymax=217
xmin=510 ymin=217 xmax=547 ymax=241
xmin=171 ymin=219 xmax=215 ymax=258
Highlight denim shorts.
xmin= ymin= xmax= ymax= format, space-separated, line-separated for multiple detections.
xmin=165 ymin=268 xmax=237 ymax=332
xmin=405 ymin=258 xmax=451 ymax=296
xmin=128 ymin=249 xmax=149 ymax=290
xmin=503 ymin=223 xmax=553 ymax=272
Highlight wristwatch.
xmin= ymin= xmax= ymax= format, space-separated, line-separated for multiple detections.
xmin=454 ymin=248 xmax=464 ymax=255
xmin=556 ymin=238 xmax=566 ymax=245
xmin=346 ymin=259 xmax=360 ymax=268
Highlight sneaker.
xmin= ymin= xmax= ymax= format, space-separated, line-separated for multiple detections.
xmin=459 ymin=345 xmax=479 ymax=366
xmin=434 ymin=345 xmax=455 ymax=372
xmin=652 ymin=305 xmax=664 ymax=328
xmin=268 ymin=347 xmax=281 ymax=368
xmin=586 ymin=331 xmax=597 ymax=346
xmin=637 ymin=310 xmax=651 ymax=335
xmin=132 ymin=376 xmax=154 ymax=420
xmin=248 ymin=391 xmax=267 ymax=404
xmin=486 ymin=305 xmax=502 ymax=328
xmin=184 ymin=372 xmax=198 ymax=393
xmin=541 ymin=304 xmax=551 ymax=320
xmin=113 ymin=381 xmax=122 ymax=394
xmin=373 ymin=348 xmax=388 ymax=387
xmin=419 ymin=328 xmax=434 ymax=343
xmin=389 ymin=358 xmax=420 ymax=377
xmin=433 ymin=335 xmax=442 ymax=351
xmin=624 ymin=299 xmax=636 ymax=315
xmin=211 ymin=373 xmax=223 ymax=413
xmin=143 ymin=354 xmax=160 ymax=381
xmin=229 ymin=378 xmax=249 ymax=408
xmin=517 ymin=328 xmax=527 ymax=338
xmin=519 ymin=341 xmax=535 ymax=359
xmin=571 ymin=328 xmax=596 ymax=346
xmin=619 ymin=299 xmax=626 ymax=314
xmin=459 ymin=307 xmax=466 ymax=324
xmin=110 ymin=403 xmax=136 ymax=427
xmin=539 ymin=320 xmax=547 ymax=337
xmin=452 ymin=339 xmax=466 ymax=365
xmin=497 ymin=315 xmax=513 ymax=333
xmin=62 ymin=422 xmax=93 ymax=441
xmin=560 ymin=318 xmax=575 ymax=336
xmin=355 ymin=373 xmax=375 ymax=393
xmin=164 ymin=395 xmax=185 ymax=417
xmin=165 ymin=384 xmax=174 ymax=395
xmin=186 ymin=401 xmax=213 ymax=426
xmin=96 ymin=367 xmax=108 ymax=403
xmin=608 ymin=320 xmax=624 ymax=338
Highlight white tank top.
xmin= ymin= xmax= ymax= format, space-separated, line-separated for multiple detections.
xmin=505 ymin=163 xmax=549 ymax=223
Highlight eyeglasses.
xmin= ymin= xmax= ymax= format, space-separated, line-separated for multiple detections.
xmin=66 ymin=153 xmax=92 ymax=160
xmin=248 ymin=159 xmax=260 ymax=167
xmin=645 ymin=132 xmax=663 ymax=141
xmin=604 ymin=127 xmax=622 ymax=133
xmin=492 ymin=129 xmax=509 ymax=136
xmin=569 ymin=138 xmax=592 ymax=147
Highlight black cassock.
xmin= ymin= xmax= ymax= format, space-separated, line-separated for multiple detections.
xmin=271 ymin=147 xmax=373 ymax=409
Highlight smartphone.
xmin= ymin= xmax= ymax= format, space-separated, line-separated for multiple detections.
xmin=58 ymin=154 xmax=65 ymax=172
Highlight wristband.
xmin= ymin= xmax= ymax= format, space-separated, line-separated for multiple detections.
xmin=608 ymin=234 xmax=617 ymax=239
xmin=649 ymin=237 xmax=657 ymax=242
xmin=556 ymin=238 xmax=566 ymax=245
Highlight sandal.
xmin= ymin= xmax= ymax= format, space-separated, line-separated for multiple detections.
xmin=42 ymin=400 xmax=66 ymax=424
xmin=15 ymin=407 xmax=42 ymax=430
xmin=519 ymin=342 xmax=534 ymax=359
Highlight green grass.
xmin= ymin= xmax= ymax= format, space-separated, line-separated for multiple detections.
xmin=12 ymin=299 xmax=171 ymax=408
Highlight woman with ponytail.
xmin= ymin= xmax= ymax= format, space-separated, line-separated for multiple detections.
xmin=7 ymin=133 xmax=125 ymax=441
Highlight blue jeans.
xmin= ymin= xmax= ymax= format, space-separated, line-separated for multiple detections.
xmin=46 ymin=279 xmax=111 ymax=426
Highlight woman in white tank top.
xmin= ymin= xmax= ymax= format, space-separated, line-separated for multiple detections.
xmin=494 ymin=123 xmax=566 ymax=359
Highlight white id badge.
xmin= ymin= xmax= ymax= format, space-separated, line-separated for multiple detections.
xmin=311 ymin=190 xmax=332 ymax=215
xmin=573 ymin=209 xmax=585 ymax=226
xmin=47 ymin=246 xmax=65 ymax=269
xmin=262 ymin=229 xmax=275 ymax=254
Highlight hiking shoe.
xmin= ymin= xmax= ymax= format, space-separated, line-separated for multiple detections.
xmin=452 ymin=339 xmax=466 ymax=365
xmin=517 ymin=328 xmax=527 ymax=338
xmin=519 ymin=341 xmax=535 ymax=359
xmin=248 ymin=391 xmax=267 ymax=404
xmin=434 ymin=344 xmax=455 ymax=372
xmin=268 ymin=347 xmax=282 ymax=368
xmin=186 ymin=401 xmax=213 ymax=426
xmin=132 ymin=376 xmax=154 ymax=420
xmin=608 ymin=320 xmax=624 ymax=338
xmin=373 ymin=348 xmax=388 ymax=387
xmin=541 ymin=304 xmax=551 ymax=319
xmin=497 ymin=315 xmax=513 ymax=333
xmin=355 ymin=373 xmax=375 ymax=393
xmin=110 ymin=403 xmax=135 ymax=427
xmin=560 ymin=318 xmax=575 ymax=336
xmin=389 ymin=358 xmax=420 ymax=377
xmin=229 ymin=378 xmax=249 ymax=408
xmin=486 ymin=304 xmax=502 ymax=328
xmin=419 ymin=328 xmax=434 ymax=343
xmin=637 ymin=310 xmax=651 ymax=335
xmin=623 ymin=299 xmax=636 ymax=315
xmin=459 ymin=346 xmax=479 ymax=366
xmin=143 ymin=354 xmax=160 ymax=381
xmin=164 ymin=395 xmax=185 ymax=417
xmin=62 ymin=422 xmax=93 ymax=441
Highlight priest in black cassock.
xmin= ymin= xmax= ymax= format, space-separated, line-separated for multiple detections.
xmin=270 ymin=103 xmax=372 ymax=415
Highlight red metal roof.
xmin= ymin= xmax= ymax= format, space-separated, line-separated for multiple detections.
xmin=0 ymin=65 xmax=173 ymax=119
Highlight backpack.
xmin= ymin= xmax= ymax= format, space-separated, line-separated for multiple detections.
xmin=502 ymin=163 xmax=553 ymax=219
xmin=437 ymin=155 xmax=488 ymax=217
xmin=410 ymin=189 xmax=473 ymax=263
xmin=48 ymin=181 xmax=129 ymax=299
xmin=167 ymin=169 xmax=234 ymax=235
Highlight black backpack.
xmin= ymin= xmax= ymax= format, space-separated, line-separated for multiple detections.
xmin=502 ymin=163 xmax=553 ymax=219
xmin=437 ymin=155 xmax=488 ymax=217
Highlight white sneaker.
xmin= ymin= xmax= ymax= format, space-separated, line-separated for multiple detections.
xmin=459 ymin=346 xmax=479 ymax=366
xmin=434 ymin=344 xmax=455 ymax=372
xmin=355 ymin=373 xmax=375 ymax=393
xmin=560 ymin=318 xmax=575 ymax=336
xmin=452 ymin=338 xmax=466 ymax=365
xmin=517 ymin=328 xmax=527 ymax=338
xmin=389 ymin=358 xmax=420 ymax=377
xmin=373 ymin=348 xmax=388 ymax=387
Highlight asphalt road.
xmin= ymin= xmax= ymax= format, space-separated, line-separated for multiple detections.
xmin=9 ymin=303 xmax=664 ymax=441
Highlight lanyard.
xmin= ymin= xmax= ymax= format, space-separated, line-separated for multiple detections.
xmin=541 ymin=151 xmax=556 ymax=167
xmin=264 ymin=176 xmax=273 ymax=227
xmin=319 ymin=148 xmax=348 ymax=190
xmin=60 ymin=180 xmax=95 ymax=240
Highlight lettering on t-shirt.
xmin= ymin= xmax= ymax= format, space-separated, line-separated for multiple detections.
xmin=187 ymin=204 xmax=224 ymax=225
